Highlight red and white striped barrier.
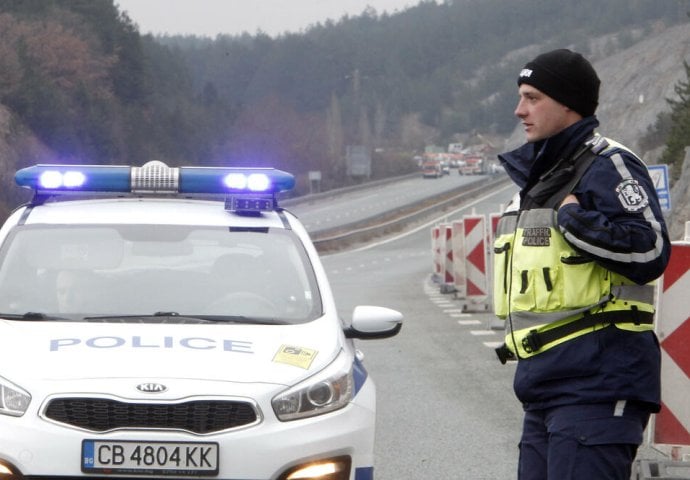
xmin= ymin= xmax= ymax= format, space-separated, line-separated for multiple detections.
xmin=489 ymin=212 xmax=501 ymax=243
xmin=451 ymin=221 xmax=467 ymax=298
xmin=441 ymin=224 xmax=455 ymax=292
xmin=430 ymin=210 xmax=503 ymax=313
xmin=431 ymin=226 xmax=442 ymax=282
xmin=461 ymin=214 xmax=489 ymax=311
xmin=488 ymin=212 xmax=502 ymax=295
xmin=653 ymin=238 xmax=690 ymax=458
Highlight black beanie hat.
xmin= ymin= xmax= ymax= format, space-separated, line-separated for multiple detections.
xmin=517 ymin=49 xmax=600 ymax=117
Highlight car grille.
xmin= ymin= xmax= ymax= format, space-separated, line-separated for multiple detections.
xmin=44 ymin=397 xmax=258 ymax=433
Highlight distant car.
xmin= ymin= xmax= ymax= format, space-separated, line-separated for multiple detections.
xmin=458 ymin=155 xmax=484 ymax=175
xmin=490 ymin=162 xmax=504 ymax=174
xmin=422 ymin=160 xmax=442 ymax=178
xmin=0 ymin=161 xmax=402 ymax=479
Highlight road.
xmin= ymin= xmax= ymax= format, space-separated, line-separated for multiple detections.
xmin=319 ymin=180 xmax=522 ymax=479
xmin=287 ymin=173 xmax=488 ymax=234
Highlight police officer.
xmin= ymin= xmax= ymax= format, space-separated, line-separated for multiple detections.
xmin=494 ymin=49 xmax=671 ymax=479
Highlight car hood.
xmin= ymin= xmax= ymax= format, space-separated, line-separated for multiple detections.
xmin=0 ymin=318 xmax=341 ymax=387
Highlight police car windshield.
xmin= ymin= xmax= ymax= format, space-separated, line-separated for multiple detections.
xmin=0 ymin=224 xmax=322 ymax=323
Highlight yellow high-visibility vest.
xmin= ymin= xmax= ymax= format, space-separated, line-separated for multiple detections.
xmin=493 ymin=135 xmax=657 ymax=359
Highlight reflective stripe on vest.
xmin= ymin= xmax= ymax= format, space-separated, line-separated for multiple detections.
xmin=505 ymin=294 xmax=655 ymax=359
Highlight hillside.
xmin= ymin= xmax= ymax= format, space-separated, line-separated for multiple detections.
xmin=597 ymin=22 xmax=690 ymax=241
xmin=597 ymin=23 xmax=690 ymax=155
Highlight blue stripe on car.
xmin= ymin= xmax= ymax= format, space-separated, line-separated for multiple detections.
xmin=353 ymin=356 xmax=368 ymax=394
xmin=355 ymin=466 xmax=374 ymax=479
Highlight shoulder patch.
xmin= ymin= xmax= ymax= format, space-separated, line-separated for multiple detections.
xmin=615 ymin=179 xmax=649 ymax=212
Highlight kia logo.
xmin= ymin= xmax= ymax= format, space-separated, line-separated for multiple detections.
xmin=136 ymin=383 xmax=167 ymax=393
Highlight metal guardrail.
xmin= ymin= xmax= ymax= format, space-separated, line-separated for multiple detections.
xmin=308 ymin=174 xmax=512 ymax=253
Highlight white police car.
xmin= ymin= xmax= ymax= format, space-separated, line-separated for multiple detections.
xmin=0 ymin=161 xmax=402 ymax=480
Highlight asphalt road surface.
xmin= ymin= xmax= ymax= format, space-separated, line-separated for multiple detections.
xmin=321 ymin=182 xmax=522 ymax=479
xmin=288 ymin=173 xmax=488 ymax=234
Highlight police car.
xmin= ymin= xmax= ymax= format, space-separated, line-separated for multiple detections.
xmin=0 ymin=161 xmax=402 ymax=479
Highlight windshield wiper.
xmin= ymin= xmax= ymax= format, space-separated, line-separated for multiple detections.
xmin=188 ymin=315 xmax=290 ymax=325
xmin=83 ymin=313 xmax=190 ymax=322
xmin=0 ymin=312 xmax=69 ymax=321
xmin=83 ymin=313 xmax=289 ymax=325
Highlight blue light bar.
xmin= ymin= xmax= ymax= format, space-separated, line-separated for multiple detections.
xmin=17 ymin=165 xmax=131 ymax=192
xmin=177 ymin=167 xmax=293 ymax=194
xmin=15 ymin=162 xmax=295 ymax=197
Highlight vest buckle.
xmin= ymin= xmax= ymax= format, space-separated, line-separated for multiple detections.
xmin=522 ymin=329 xmax=543 ymax=354
xmin=495 ymin=343 xmax=516 ymax=364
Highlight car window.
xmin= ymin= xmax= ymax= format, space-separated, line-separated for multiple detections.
xmin=0 ymin=224 xmax=322 ymax=323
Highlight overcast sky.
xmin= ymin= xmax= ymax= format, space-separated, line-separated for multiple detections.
xmin=115 ymin=0 xmax=423 ymax=37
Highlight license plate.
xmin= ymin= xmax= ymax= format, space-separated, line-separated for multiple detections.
xmin=82 ymin=440 xmax=219 ymax=476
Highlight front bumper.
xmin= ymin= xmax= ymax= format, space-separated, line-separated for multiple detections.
xmin=0 ymin=379 xmax=377 ymax=479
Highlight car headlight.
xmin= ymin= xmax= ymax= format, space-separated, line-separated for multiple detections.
xmin=272 ymin=350 xmax=353 ymax=421
xmin=0 ymin=376 xmax=31 ymax=417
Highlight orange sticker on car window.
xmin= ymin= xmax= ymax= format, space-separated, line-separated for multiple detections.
xmin=273 ymin=345 xmax=318 ymax=369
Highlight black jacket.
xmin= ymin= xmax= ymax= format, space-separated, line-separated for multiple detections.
xmin=497 ymin=116 xmax=670 ymax=411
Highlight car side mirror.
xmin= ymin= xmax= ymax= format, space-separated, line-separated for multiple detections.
xmin=344 ymin=305 xmax=403 ymax=339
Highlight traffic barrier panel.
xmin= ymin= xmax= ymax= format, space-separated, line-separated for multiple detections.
xmin=431 ymin=226 xmax=442 ymax=282
xmin=635 ymin=459 xmax=690 ymax=479
xmin=487 ymin=212 xmax=503 ymax=325
xmin=489 ymin=212 xmax=501 ymax=243
xmin=653 ymin=235 xmax=690 ymax=460
xmin=462 ymin=214 xmax=489 ymax=311
xmin=452 ymin=220 xmax=467 ymax=298
xmin=441 ymin=224 xmax=456 ymax=293
xmin=488 ymin=212 xmax=502 ymax=292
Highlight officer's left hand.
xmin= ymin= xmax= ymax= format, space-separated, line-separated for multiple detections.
xmin=560 ymin=194 xmax=580 ymax=208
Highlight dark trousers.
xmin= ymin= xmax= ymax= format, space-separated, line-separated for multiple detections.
xmin=518 ymin=402 xmax=650 ymax=480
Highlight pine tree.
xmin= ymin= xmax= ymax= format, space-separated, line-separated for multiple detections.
xmin=661 ymin=61 xmax=690 ymax=181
